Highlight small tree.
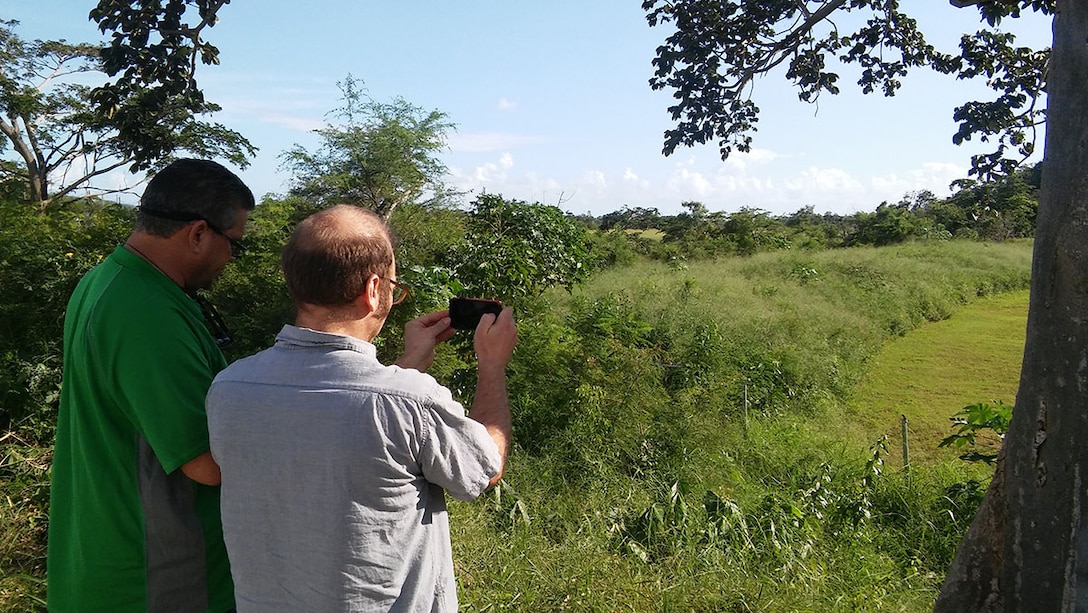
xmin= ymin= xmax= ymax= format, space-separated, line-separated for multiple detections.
xmin=0 ymin=17 xmax=254 ymax=211
xmin=852 ymin=202 xmax=923 ymax=246
xmin=280 ymin=75 xmax=457 ymax=220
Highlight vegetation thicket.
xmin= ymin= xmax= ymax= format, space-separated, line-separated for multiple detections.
xmin=0 ymin=184 xmax=1033 ymax=609
xmin=453 ymin=240 xmax=1031 ymax=611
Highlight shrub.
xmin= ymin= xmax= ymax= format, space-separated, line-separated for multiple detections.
xmin=445 ymin=194 xmax=590 ymax=310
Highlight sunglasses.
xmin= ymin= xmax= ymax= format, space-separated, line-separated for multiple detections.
xmin=138 ymin=206 xmax=247 ymax=258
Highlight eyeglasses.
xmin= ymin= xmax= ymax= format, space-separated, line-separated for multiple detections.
xmin=138 ymin=206 xmax=247 ymax=258
xmin=207 ymin=225 xmax=247 ymax=259
xmin=194 ymin=294 xmax=233 ymax=348
xmin=380 ymin=277 xmax=411 ymax=306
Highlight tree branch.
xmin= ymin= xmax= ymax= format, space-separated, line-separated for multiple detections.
xmin=733 ymin=0 xmax=852 ymax=96
xmin=48 ymin=156 xmax=132 ymax=203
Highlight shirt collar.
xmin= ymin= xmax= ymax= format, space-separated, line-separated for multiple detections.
xmin=275 ymin=324 xmax=377 ymax=358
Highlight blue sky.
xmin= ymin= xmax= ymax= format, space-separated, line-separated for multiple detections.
xmin=7 ymin=2 xmax=1052 ymax=217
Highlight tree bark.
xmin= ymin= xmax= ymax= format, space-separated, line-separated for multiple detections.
xmin=935 ymin=1 xmax=1088 ymax=610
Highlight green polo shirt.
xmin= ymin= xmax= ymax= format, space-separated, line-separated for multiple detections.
xmin=47 ymin=246 xmax=234 ymax=612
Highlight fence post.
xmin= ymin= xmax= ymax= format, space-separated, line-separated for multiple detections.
xmin=900 ymin=414 xmax=910 ymax=475
xmin=743 ymin=382 xmax=750 ymax=437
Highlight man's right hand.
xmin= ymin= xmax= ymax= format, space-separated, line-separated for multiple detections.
xmin=474 ymin=307 xmax=517 ymax=371
xmin=470 ymin=307 xmax=516 ymax=488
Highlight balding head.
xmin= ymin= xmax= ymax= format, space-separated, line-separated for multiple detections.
xmin=282 ymin=205 xmax=396 ymax=307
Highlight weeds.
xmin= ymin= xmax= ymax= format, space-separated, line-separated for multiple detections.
xmin=0 ymin=432 xmax=50 ymax=611
xmin=939 ymin=400 xmax=1011 ymax=464
xmin=2 ymin=239 xmax=1031 ymax=611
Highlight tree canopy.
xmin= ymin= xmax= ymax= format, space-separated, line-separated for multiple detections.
xmin=643 ymin=0 xmax=1051 ymax=182
xmin=279 ymin=75 xmax=456 ymax=220
xmin=88 ymin=0 xmax=253 ymax=172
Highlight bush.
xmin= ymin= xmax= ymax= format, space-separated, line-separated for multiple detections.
xmin=445 ymin=194 xmax=591 ymax=310
xmin=0 ymin=198 xmax=131 ymax=440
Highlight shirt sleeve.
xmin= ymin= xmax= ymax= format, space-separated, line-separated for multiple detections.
xmin=415 ymin=383 xmax=502 ymax=502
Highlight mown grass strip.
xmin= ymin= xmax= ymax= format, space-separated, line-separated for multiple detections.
xmin=847 ymin=289 xmax=1028 ymax=465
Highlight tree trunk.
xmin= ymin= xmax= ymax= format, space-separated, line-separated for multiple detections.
xmin=31 ymin=170 xmax=47 ymax=211
xmin=935 ymin=1 xmax=1088 ymax=610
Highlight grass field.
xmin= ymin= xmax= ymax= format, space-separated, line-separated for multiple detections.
xmin=845 ymin=290 xmax=1028 ymax=466
xmin=450 ymin=240 xmax=1034 ymax=611
xmin=0 ymin=239 xmax=1035 ymax=611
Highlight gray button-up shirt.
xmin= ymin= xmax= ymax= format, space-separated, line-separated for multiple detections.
xmin=207 ymin=325 xmax=501 ymax=612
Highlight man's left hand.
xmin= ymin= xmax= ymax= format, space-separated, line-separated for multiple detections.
xmin=395 ymin=310 xmax=455 ymax=371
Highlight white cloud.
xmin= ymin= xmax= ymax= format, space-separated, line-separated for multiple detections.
xmin=724 ymin=147 xmax=780 ymax=171
xmin=870 ymin=161 xmax=967 ymax=200
xmin=787 ymin=167 xmax=865 ymax=195
xmin=581 ymin=170 xmax=608 ymax=191
xmin=497 ymin=97 xmax=517 ymax=112
xmin=212 ymin=83 xmax=337 ymax=135
xmin=717 ymin=174 xmax=776 ymax=196
xmin=666 ymin=166 xmax=713 ymax=196
xmin=465 ymin=152 xmax=516 ymax=183
xmin=443 ymin=152 xmax=973 ymax=219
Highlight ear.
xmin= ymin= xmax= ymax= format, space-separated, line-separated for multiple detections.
xmin=183 ymin=220 xmax=212 ymax=254
xmin=357 ymin=274 xmax=383 ymax=313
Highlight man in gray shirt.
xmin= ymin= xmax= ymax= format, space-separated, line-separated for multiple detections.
xmin=207 ymin=204 xmax=516 ymax=612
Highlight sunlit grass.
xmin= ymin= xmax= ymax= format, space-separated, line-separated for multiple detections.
xmin=844 ymin=290 xmax=1027 ymax=466
xmin=1 ymin=239 xmax=1034 ymax=612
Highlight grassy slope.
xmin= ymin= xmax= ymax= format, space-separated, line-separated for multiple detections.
xmin=453 ymin=240 xmax=1035 ymax=612
xmin=845 ymin=290 xmax=1028 ymax=465
xmin=0 ymin=240 xmax=1034 ymax=612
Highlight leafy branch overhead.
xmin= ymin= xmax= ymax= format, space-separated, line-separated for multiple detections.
xmin=88 ymin=0 xmax=254 ymax=172
xmin=643 ymin=0 xmax=1052 ymax=181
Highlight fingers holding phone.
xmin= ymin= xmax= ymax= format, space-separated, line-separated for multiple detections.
xmin=396 ymin=310 xmax=455 ymax=372
xmin=474 ymin=306 xmax=517 ymax=371
xmin=449 ymin=297 xmax=502 ymax=330
xmin=448 ymin=297 xmax=516 ymax=368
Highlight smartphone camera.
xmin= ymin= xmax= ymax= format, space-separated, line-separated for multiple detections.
xmin=449 ymin=297 xmax=503 ymax=330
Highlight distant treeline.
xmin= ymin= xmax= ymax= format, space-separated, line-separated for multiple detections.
xmin=572 ymin=163 xmax=1040 ymax=261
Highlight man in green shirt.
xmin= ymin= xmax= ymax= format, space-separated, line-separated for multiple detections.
xmin=47 ymin=159 xmax=254 ymax=612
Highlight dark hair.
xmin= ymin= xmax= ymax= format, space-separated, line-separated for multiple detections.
xmin=281 ymin=205 xmax=396 ymax=306
xmin=135 ymin=159 xmax=256 ymax=237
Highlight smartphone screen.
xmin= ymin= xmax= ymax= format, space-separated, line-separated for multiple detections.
xmin=449 ymin=298 xmax=503 ymax=330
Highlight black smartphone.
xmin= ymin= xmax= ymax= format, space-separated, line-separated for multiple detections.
xmin=449 ymin=297 xmax=503 ymax=330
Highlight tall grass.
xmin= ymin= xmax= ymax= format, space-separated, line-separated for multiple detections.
xmin=451 ymin=239 xmax=1032 ymax=611
xmin=0 ymin=239 xmax=1032 ymax=611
